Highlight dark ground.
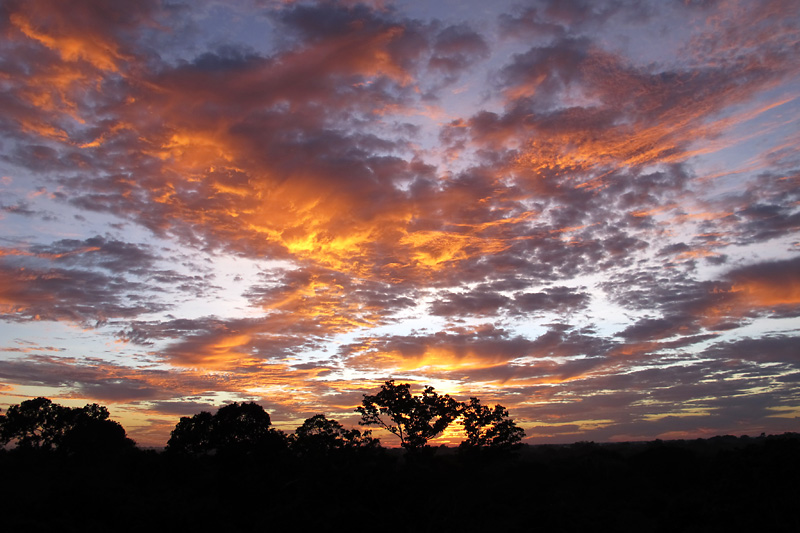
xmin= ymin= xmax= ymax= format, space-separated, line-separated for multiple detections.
xmin=2 ymin=433 xmax=798 ymax=532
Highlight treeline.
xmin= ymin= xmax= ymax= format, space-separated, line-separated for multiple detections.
xmin=2 ymin=385 xmax=799 ymax=531
xmin=0 ymin=380 xmax=523 ymax=457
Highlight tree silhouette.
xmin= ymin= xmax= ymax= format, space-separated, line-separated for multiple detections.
xmin=166 ymin=410 xmax=214 ymax=455
xmin=459 ymin=397 xmax=524 ymax=451
xmin=0 ymin=397 xmax=63 ymax=450
xmin=293 ymin=414 xmax=380 ymax=455
xmin=213 ymin=402 xmax=277 ymax=453
xmin=167 ymin=401 xmax=287 ymax=456
xmin=61 ymin=403 xmax=134 ymax=455
xmin=293 ymin=414 xmax=379 ymax=456
xmin=356 ymin=380 xmax=460 ymax=451
xmin=0 ymin=397 xmax=134 ymax=453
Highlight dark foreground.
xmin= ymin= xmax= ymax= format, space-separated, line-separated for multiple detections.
xmin=2 ymin=433 xmax=798 ymax=532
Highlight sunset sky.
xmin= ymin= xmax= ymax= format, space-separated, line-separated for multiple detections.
xmin=1 ymin=0 xmax=798 ymax=448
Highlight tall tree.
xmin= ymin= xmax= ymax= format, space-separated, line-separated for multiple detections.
xmin=459 ymin=397 xmax=524 ymax=451
xmin=356 ymin=380 xmax=460 ymax=451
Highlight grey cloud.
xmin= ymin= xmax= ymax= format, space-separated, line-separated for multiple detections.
xmin=429 ymin=289 xmax=512 ymax=317
xmin=30 ymin=235 xmax=157 ymax=273
xmin=1 ymin=201 xmax=37 ymax=217
xmin=428 ymin=24 xmax=489 ymax=84
xmin=513 ymin=286 xmax=591 ymax=315
xmin=0 ymin=261 xmax=166 ymax=325
xmin=703 ymin=335 xmax=800 ymax=365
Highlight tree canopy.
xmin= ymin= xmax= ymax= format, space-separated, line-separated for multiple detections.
xmin=166 ymin=401 xmax=288 ymax=456
xmin=0 ymin=397 xmax=134 ymax=454
xmin=356 ymin=381 xmax=526 ymax=453
xmin=292 ymin=414 xmax=379 ymax=456
xmin=356 ymin=380 xmax=462 ymax=451
xmin=459 ymin=397 xmax=525 ymax=451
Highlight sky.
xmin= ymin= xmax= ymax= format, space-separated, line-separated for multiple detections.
xmin=1 ymin=0 xmax=798 ymax=448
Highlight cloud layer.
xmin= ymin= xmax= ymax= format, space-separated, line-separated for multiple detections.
xmin=1 ymin=0 xmax=798 ymax=446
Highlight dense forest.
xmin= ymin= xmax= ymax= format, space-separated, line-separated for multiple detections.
xmin=2 ymin=383 xmax=798 ymax=531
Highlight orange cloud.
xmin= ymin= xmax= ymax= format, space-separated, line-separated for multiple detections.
xmin=731 ymin=280 xmax=800 ymax=308
xmin=726 ymin=257 xmax=800 ymax=310
xmin=10 ymin=11 xmax=128 ymax=72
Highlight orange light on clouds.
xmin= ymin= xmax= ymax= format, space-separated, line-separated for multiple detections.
xmin=731 ymin=281 xmax=800 ymax=307
xmin=11 ymin=12 xmax=127 ymax=72
xmin=2 ymin=0 xmax=799 ymax=449
xmin=401 ymin=230 xmax=511 ymax=270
